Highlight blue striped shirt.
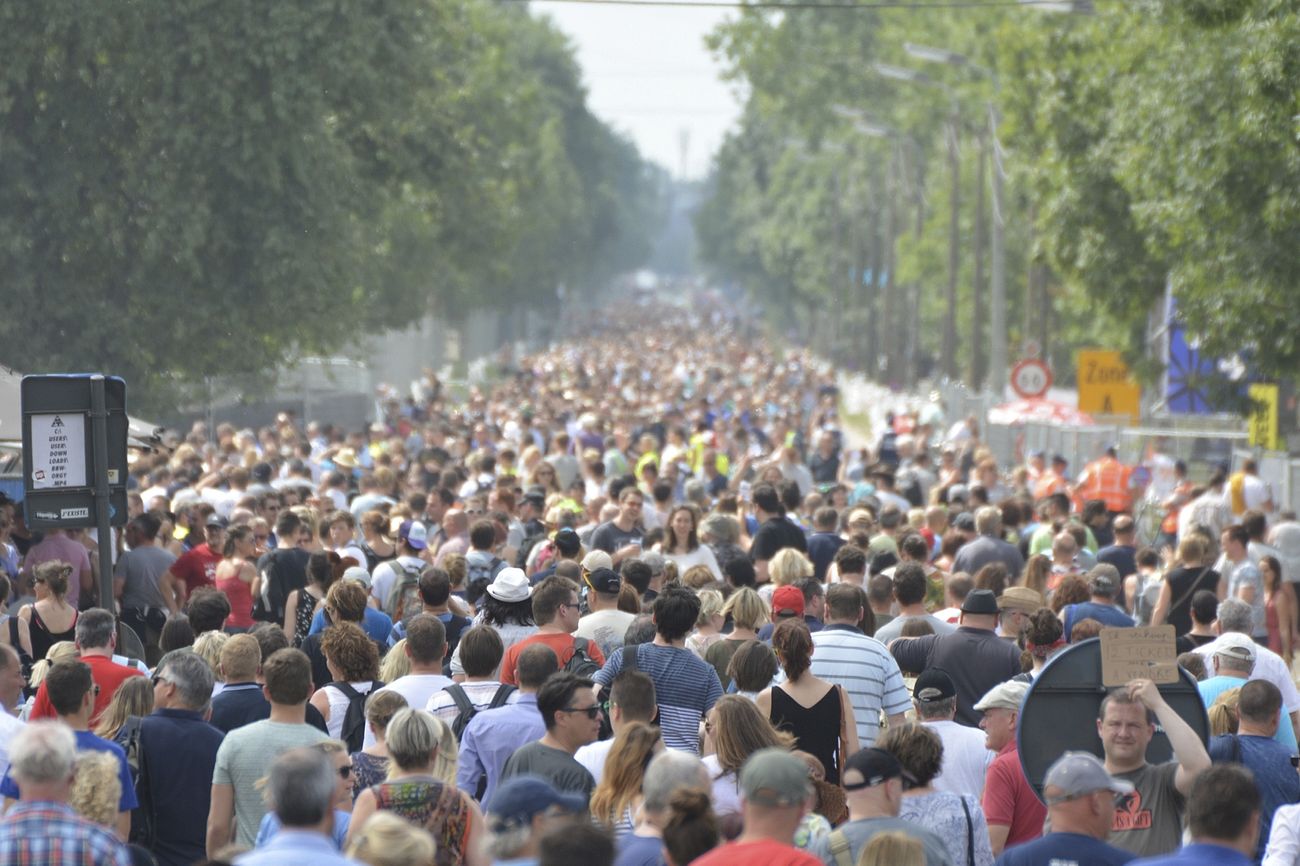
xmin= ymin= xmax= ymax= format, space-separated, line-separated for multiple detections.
xmin=594 ymin=643 xmax=723 ymax=753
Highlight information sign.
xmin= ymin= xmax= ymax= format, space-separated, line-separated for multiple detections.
xmin=1077 ymin=350 xmax=1141 ymax=423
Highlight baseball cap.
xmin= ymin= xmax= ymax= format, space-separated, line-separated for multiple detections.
xmin=1087 ymin=564 xmax=1120 ymax=597
xmin=953 ymin=511 xmax=975 ymax=532
xmin=999 ymin=586 xmax=1044 ymax=614
xmin=961 ymin=589 xmax=1000 ymax=616
xmin=581 ymin=550 xmax=613 ymax=573
xmin=398 ymin=520 xmax=428 ymax=550
xmin=842 ymin=748 xmax=914 ymax=791
xmin=772 ymin=585 xmax=805 ymax=617
xmin=1214 ymin=633 xmax=1257 ymax=663
xmin=913 ymin=669 xmax=957 ymax=704
xmin=206 ymin=514 xmax=229 ymax=529
xmin=586 ymin=567 xmax=621 ymax=595
xmin=522 ymin=489 xmax=547 ymax=509
xmin=488 ymin=775 xmax=586 ymax=827
xmin=974 ymin=680 xmax=1029 ymax=713
xmin=553 ymin=527 xmax=581 ymax=558
xmin=1043 ymin=751 xmax=1134 ymax=805
xmin=740 ymin=748 xmax=812 ymax=807
xmin=341 ymin=566 xmax=371 ymax=589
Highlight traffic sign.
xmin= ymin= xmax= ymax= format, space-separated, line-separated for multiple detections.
xmin=21 ymin=375 xmax=128 ymax=530
xmin=1010 ymin=359 xmax=1052 ymax=400
xmin=1077 ymin=350 xmax=1141 ymax=423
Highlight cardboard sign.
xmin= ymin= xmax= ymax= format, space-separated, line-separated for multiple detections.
xmin=1100 ymin=626 xmax=1178 ymax=687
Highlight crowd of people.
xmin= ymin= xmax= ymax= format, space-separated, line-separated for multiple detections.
xmin=0 ymin=303 xmax=1296 ymax=865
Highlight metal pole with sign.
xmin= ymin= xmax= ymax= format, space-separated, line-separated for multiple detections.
xmin=22 ymin=375 xmax=128 ymax=610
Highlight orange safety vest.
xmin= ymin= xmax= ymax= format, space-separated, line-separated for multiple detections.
xmin=1034 ymin=472 xmax=1068 ymax=500
xmin=1161 ymin=480 xmax=1194 ymax=534
xmin=1077 ymin=456 xmax=1133 ymax=513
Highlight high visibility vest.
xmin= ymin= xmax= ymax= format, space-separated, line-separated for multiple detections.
xmin=1034 ymin=472 xmax=1068 ymax=500
xmin=1078 ymin=457 xmax=1133 ymax=513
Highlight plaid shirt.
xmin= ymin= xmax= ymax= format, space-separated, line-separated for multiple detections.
xmin=0 ymin=801 xmax=129 ymax=866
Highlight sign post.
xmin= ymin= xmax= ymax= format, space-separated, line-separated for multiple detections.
xmin=22 ymin=375 xmax=128 ymax=610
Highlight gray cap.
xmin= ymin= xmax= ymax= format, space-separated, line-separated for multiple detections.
xmin=973 ymin=679 xmax=1029 ymax=712
xmin=739 ymin=748 xmax=812 ymax=807
xmin=1044 ymin=751 xmax=1135 ymax=805
xmin=1087 ymin=564 xmax=1121 ymax=598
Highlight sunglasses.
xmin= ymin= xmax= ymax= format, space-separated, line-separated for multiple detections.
xmin=338 ymin=765 xmax=354 ymax=779
xmin=559 ymin=705 xmax=601 ymax=720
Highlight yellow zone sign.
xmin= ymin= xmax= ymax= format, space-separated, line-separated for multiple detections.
xmin=1249 ymin=383 xmax=1280 ymax=450
xmin=1077 ymin=350 xmax=1140 ymax=423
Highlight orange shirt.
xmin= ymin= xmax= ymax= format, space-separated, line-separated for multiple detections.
xmin=499 ymin=631 xmax=605 ymax=686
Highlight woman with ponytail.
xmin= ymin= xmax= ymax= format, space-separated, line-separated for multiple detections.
xmin=215 ymin=525 xmax=258 ymax=632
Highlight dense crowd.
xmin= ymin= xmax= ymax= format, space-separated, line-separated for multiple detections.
xmin=0 ymin=302 xmax=1296 ymax=866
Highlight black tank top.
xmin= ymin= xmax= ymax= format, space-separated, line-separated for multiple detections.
xmin=29 ymin=606 xmax=77 ymax=662
xmin=770 ymin=684 xmax=843 ymax=784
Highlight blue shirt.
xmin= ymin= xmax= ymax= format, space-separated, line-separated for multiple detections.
xmin=1208 ymin=734 xmax=1300 ymax=860
xmin=1063 ymin=601 xmax=1134 ymax=637
xmin=615 ymin=832 xmax=666 ymax=866
xmin=1128 ymin=841 xmax=1253 ymax=866
xmin=308 ymin=606 xmax=393 ymax=644
xmin=997 ymin=831 xmax=1135 ymax=866
xmin=593 ymin=643 xmax=723 ymax=754
xmin=139 ymin=708 xmax=226 ymax=866
xmin=1199 ymin=677 xmax=1298 ymax=752
xmin=457 ymin=693 xmax=544 ymax=807
xmin=806 ymin=531 xmax=846 ymax=583
xmin=256 ymin=809 xmax=350 ymax=850
xmin=0 ymin=730 xmax=137 ymax=812
xmin=234 ymin=829 xmax=359 ymax=866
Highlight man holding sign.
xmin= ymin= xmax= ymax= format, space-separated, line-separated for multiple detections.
xmin=1097 ymin=679 xmax=1211 ymax=858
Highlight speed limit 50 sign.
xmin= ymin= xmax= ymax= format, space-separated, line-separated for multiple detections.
xmin=1011 ymin=359 xmax=1052 ymax=400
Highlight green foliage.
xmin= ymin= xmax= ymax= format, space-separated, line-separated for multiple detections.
xmin=0 ymin=0 xmax=662 ymax=408
xmin=696 ymin=0 xmax=1300 ymax=388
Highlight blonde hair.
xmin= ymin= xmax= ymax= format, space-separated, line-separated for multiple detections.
xmin=346 ymin=811 xmax=436 ymax=866
xmin=70 ymin=751 xmax=122 ymax=828
xmin=721 ymin=587 xmax=768 ymax=632
xmin=1208 ymin=687 xmax=1242 ymax=736
xmin=93 ymin=676 xmax=154 ymax=740
xmin=858 ymin=831 xmax=925 ymax=866
xmin=193 ymin=631 xmax=230 ymax=679
xmin=379 ymin=640 xmax=412 ymax=683
xmin=769 ymin=549 xmax=813 ymax=586
xmin=29 ymin=642 xmax=79 ymax=689
xmin=33 ymin=561 xmax=72 ymax=598
xmin=695 ymin=589 xmax=724 ymax=627
xmin=590 ymin=721 xmax=660 ymax=830
xmin=386 ymin=709 xmax=458 ymax=783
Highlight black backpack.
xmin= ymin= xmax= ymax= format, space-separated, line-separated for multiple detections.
xmin=444 ymin=682 xmax=517 ymax=740
xmin=329 ymin=681 xmax=384 ymax=752
xmin=115 ymin=716 xmax=155 ymax=848
xmin=564 ymin=637 xmax=602 ymax=680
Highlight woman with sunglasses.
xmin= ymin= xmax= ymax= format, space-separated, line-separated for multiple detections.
xmin=19 ymin=560 xmax=78 ymax=662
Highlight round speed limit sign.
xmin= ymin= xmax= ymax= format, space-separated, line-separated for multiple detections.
xmin=1011 ymin=359 xmax=1052 ymax=400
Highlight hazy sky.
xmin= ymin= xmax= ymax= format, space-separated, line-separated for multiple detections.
xmin=533 ymin=0 xmax=744 ymax=180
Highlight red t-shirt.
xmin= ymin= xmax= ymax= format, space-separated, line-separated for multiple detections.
xmin=982 ymin=741 xmax=1047 ymax=848
xmin=169 ymin=543 xmax=223 ymax=596
xmin=29 ymin=654 xmax=146 ymax=725
xmin=498 ymin=631 xmax=605 ymax=686
xmin=693 ymin=839 xmax=821 ymax=866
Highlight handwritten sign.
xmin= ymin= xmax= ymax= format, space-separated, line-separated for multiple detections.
xmin=29 ymin=413 xmax=86 ymax=490
xmin=1100 ymin=626 xmax=1178 ymax=687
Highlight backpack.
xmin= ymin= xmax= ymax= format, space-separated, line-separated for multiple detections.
xmin=596 ymin=642 xmax=639 ymax=741
xmin=329 ymin=681 xmax=384 ymax=753
xmin=465 ymin=555 xmax=505 ymax=605
xmin=564 ymin=637 xmax=602 ymax=680
xmin=116 ymin=716 xmax=155 ymax=848
xmin=384 ymin=560 xmax=424 ymax=622
xmin=444 ymin=682 xmax=516 ymax=740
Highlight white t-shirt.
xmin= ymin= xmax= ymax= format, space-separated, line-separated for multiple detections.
xmin=574 ymin=738 xmax=616 ymax=786
xmin=371 ymin=555 xmax=425 ymax=608
xmin=576 ymin=610 xmax=636 ymax=659
xmin=922 ymin=718 xmax=995 ymax=799
xmin=363 ymin=673 xmax=453 ymax=748
xmin=1194 ymin=635 xmax=1300 ymax=714
xmin=702 ymin=754 xmax=742 ymax=818
xmin=663 ymin=546 xmax=721 ymax=582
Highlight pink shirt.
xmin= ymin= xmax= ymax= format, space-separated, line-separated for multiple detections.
xmin=23 ymin=534 xmax=92 ymax=608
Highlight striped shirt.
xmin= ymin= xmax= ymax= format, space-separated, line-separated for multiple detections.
xmin=810 ymin=624 xmax=910 ymax=746
xmin=593 ymin=643 xmax=723 ymax=753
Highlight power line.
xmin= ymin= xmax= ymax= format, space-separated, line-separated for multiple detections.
xmin=502 ymin=0 xmax=1080 ymax=10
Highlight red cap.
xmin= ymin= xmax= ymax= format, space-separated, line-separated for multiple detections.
xmin=771 ymin=585 xmax=805 ymax=617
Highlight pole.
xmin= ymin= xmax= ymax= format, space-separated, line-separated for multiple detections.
xmin=90 ymin=375 xmax=114 ymax=611
xmin=942 ymin=115 xmax=961 ymax=382
xmin=972 ymin=131 xmax=988 ymax=389
xmin=988 ymin=103 xmax=1008 ymax=398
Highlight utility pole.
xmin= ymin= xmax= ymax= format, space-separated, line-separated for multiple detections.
xmin=972 ymin=129 xmax=988 ymax=389
xmin=943 ymin=113 xmax=960 ymax=382
xmin=987 ymin=104 xmax=1008 ymax=397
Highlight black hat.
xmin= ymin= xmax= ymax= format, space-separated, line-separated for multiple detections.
xmin=251 ymin=462 xmax=273 ymax=482
xmin=205 ymin=514 xmax=229 ymax=529
xmin=523 ymin=488 xmax=547 ymax=508
xmin=912 ymin=669 xmax=957 ymax=703
xmin=960 ymin=588 xmax=999 ymax=615
xmin=953 ymin=513 xmax=976 ymax=533
xmin=842 ymin=748 xmax=914 ymax=791
xmin=553 ymin=528 xmax=581 ymax=558
xmin=586 ymin=567 xmax=621 ymax=595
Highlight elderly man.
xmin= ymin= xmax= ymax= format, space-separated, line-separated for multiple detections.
xmin=952 ymin=506 xmax=1024 ymax=578
xmin=978 ymin=680 xmax=1044 ymax=856
xmin=995 ymin=751 xmax=1136 ymax=865
xmin=233 ymin=748 xmax=354 ymax=866
xmin=1197 ymin=637 xmax=1297 ymax=751
xmin=0 ymin=722 xmax=128 ymax=865
xmin=481 ymin=774 xmax=586 ymax=866
xmin=1195 ymin=598 xmax=1300 ymax=745
xmin=913 ymin=670 xmax=994 ymax=799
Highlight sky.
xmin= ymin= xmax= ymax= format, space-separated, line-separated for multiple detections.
xmin=532 ymin=0 xmax=745 ymax=180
